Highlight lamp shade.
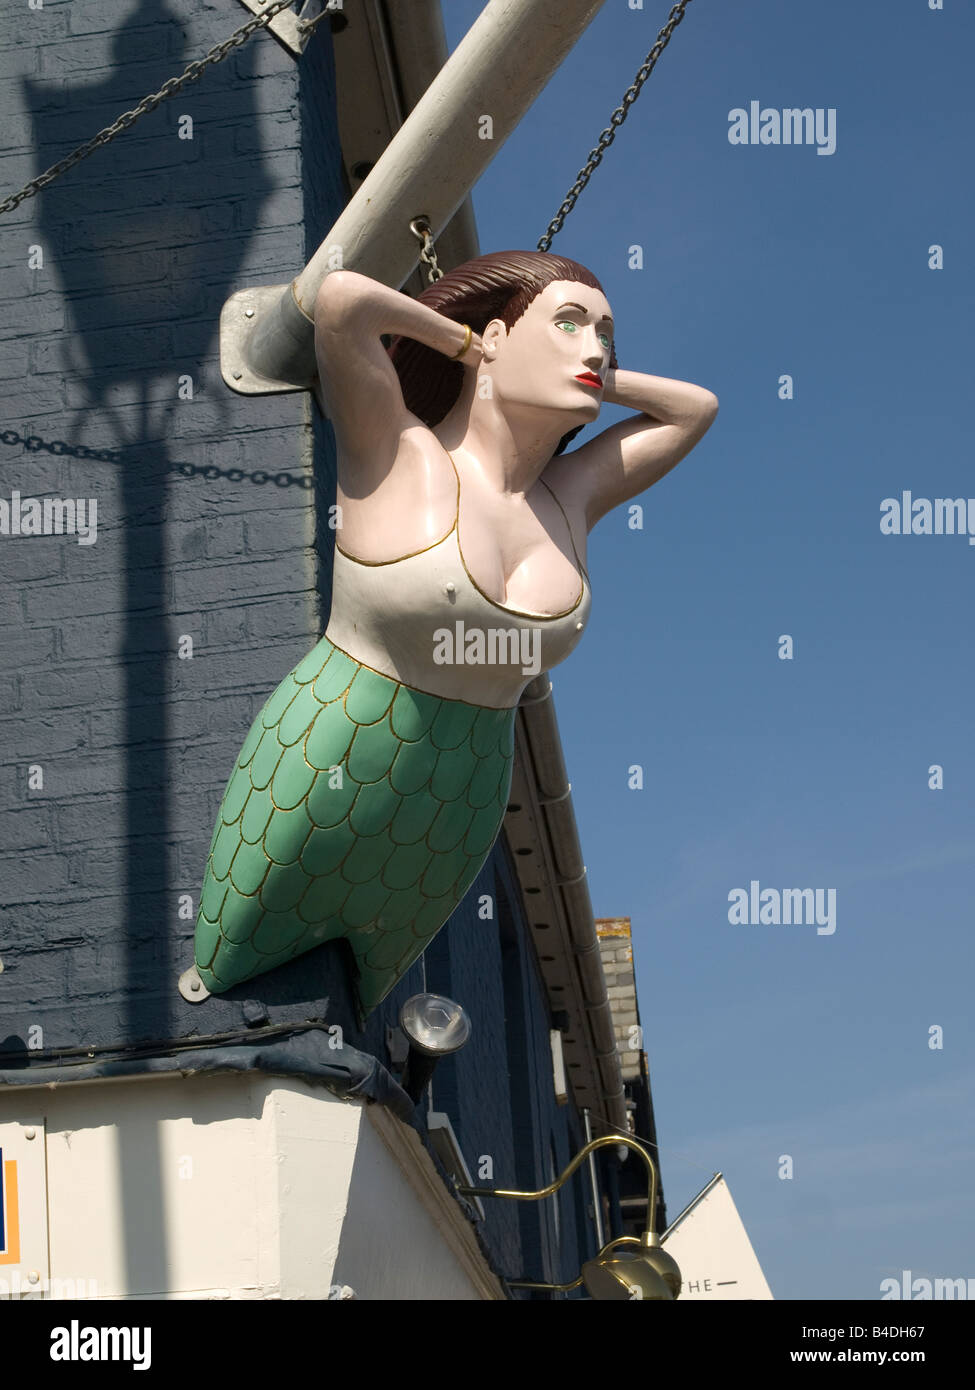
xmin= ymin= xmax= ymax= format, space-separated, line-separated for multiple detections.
xmin=641 ymin=1244 xmax=682 ymax=1299
xmin=399 ymin=993 xmax=471 ymax=1056
xmin=582 ymin=1251 xmax=674 ymax=1301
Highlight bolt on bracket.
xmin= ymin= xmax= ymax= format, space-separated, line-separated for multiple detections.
xmin=220 ymin=283 xmax=316 ymax=395
xmin=178 ymin=963 xmax=211 ymax=1003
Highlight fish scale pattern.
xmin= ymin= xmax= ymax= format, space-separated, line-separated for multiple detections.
xmin=195 ymin=634 xmax=516 ymax=1013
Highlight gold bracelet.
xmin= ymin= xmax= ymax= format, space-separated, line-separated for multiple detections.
xmin=449 ymin=324 xmax=473 ymax=360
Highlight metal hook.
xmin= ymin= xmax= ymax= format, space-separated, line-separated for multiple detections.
xmin=409 ymin=215 xmax=444 ymax=283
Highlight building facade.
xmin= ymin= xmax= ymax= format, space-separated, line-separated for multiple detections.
xmin=0 ymin=0 xmax=663 ymax=1299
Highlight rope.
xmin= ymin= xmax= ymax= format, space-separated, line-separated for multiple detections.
xmin=0 ymin=0 xmax=334 ymax=218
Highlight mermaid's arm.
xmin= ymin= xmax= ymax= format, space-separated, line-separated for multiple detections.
xmin=313 ymin=271 xmax=479 ymax=476
xmin=549 ymin=368 xmax=718 ymax=531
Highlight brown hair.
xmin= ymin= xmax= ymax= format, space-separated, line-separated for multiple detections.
xmin=387 ymin=250 xmax=617 ymax=456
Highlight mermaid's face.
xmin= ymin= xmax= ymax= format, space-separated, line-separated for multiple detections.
xmin=480 ymin=279 xmax=614 ymax=421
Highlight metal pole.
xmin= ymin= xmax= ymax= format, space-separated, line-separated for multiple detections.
xmin=583 ymin=1107 xmax=605 ymax=1249
xmin=220 ymin=0 xmax=608 ymax=395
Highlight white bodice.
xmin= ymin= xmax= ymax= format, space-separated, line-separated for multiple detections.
xmin=325 ymin=466 xmax=591 ymax=709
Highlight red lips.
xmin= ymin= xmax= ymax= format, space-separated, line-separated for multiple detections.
xmin=575 ymin=372 xmax=603 ymax=389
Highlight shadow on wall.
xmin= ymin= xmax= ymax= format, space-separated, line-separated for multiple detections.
xmin=20 ymin=0 xmax=278 ymax=1294
xmin=21 ymin=0 xmax=278 ymax=1027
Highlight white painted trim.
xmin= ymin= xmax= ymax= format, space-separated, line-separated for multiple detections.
xmin=550 ymin=1028 xmax=568 ymax=1105
xmin=366 ymin=1106 xmax=506 ymax=1301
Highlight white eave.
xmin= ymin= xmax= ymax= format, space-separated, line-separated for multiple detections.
xmin=507 ymin=679 xmax=627 ymax=1134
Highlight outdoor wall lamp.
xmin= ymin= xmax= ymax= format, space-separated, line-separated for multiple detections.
xmin=457 ymin=1134 xmax=681 ymax=1300
xmin=398 ymin=993 xmax=471 ymax=1103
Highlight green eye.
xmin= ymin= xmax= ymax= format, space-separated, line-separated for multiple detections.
xmin=555 ymin=320 xmax=578 ymax=333
xmin=598 ymin=332 xmax=611 ymax=350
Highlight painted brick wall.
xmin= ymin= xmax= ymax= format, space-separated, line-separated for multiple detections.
xmin=426 ymin=841 xmax=599 ymax=1291
xmin=423 ymin=857 xmax=523 ymax=1278
xmin=0 ymin=0 xmax=346 ymax=1050
xmin=494 ymin=841 xmax=596 ymax=1287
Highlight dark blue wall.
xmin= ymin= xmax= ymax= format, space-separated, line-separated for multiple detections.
xmin=1 ymin=0 xmax=347 ymax=1051
xmin=424 ymin=841 xmax=599 ymax=1292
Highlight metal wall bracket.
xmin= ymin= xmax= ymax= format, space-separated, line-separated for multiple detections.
xmin=178 ymin=964 xmax=211 ymax=1003
xmin=236 ymin=0 xmax=329 ymax=59
xmin=220 ymin=283 xmax=316 ymax=396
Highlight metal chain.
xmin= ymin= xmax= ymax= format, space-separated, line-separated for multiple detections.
xmin=409 ymin=215 xmax=444 ymax=283
xmin=538 ymin=0 xmax=695 ymax=252
xmin=0 ymin=0 xmax=335 ymax=218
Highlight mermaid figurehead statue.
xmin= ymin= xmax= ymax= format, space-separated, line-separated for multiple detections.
xmin=194 ymin=251 xmax=718 ymax=1017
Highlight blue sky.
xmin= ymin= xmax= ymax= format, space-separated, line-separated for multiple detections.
xmin=443 ymin=0 xmax=975 ymax=1300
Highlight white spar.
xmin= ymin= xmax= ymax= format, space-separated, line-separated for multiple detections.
xmin=221 ymin=0 xmax=608 ymax=395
